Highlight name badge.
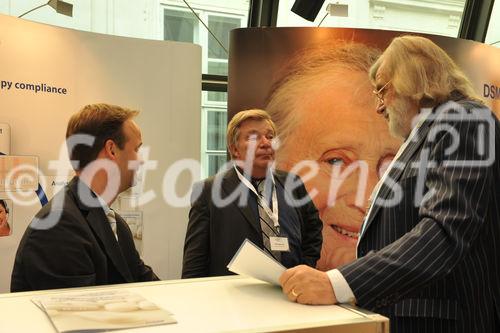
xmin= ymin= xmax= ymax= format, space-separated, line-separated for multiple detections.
xmin=270 ymin=237 xmax=290 ymax=252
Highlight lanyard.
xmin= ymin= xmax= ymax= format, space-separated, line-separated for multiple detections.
xmin=234 ymin=166 xmax=280 ymax=231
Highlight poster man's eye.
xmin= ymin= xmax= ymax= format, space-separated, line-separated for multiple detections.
xmin=327 ymin=158 xmax=345 ymax=166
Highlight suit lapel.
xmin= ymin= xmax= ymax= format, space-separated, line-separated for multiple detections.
xmin=273 ymin=171 xmax=292 ymax=209
xmin=69 ymin=177 xmax=134 ymax=282
xmin=221 ymin=168 xmax=261 ymax=235
xmin=115 ymin=214 xmax=139 ymax=276
xmin=361 ymin=118 xmax=434 ymax=239
xmin=86 ymin=209 xmax=134 ymax=282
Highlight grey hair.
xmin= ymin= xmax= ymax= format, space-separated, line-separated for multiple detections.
xmin=369 ymin=35 xmax=482 ymax=107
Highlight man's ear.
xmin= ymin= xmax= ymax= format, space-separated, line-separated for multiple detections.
xmin=229 ymin=144 xmax=239 ymax=160
xmin=103 ymin=139 xmax=117 ymax=160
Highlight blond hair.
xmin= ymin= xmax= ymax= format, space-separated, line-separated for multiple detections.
xmin=266 ymin=41 xmax=381 ymax=147
xmin=227 ymin=109 xmax=276 ymax=159
xmin=66 ymin=103 xmax=139 ymax=171
xmin=369 ymin=35 xmax=482 ymax=107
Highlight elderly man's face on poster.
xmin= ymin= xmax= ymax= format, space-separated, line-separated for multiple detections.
xmin=274 ymin=68 xmax=402 ymax=270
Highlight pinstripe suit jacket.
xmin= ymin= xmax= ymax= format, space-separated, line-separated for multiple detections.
xmin=339 ymin=99 xmax=500 ymax=332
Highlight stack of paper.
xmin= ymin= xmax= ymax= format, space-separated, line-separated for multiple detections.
xmin=32 ymin=290 xmax=176 ymax=332
xmin=227 ymin=239 xmax=286 ymax=285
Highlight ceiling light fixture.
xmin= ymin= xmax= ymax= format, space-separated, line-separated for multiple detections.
xmin=18 ymin=0 xmax=73 ymax=19
xmin=291 ymin=0 xmax=326 ymax=22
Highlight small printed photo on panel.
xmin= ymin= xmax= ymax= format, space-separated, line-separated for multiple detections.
xmin=0 ymin=198 xmax=13 ymax=237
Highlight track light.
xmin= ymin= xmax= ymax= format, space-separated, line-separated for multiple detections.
xmin=48 ymin=0 xmax=73 ymax=17
xmin=19 ymin=0 xmax=73 ymax=19
xmin=291 ymin=0 xmax=326 ymax=22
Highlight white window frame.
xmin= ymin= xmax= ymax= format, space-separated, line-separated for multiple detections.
xmin=160 ymin=2 xmax=244 ymax=177
xmin=162 ymin=5 xmax=201 ymax=44
xmin=159 ymin=2 xmax=247 ymax=75
xmin=201 ymin=103 xmax=228 ymax=177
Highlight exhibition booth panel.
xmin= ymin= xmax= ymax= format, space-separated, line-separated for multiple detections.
xmin=0 ymin=13 xmax=202 ymax=291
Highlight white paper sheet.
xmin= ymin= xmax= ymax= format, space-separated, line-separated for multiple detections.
xmin=227 ymin=239 xmax=286 ymax=285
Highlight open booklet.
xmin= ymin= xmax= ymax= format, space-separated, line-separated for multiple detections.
xmin=32 ymin=289 xmax=176 ymax=333
xmin=227 ymin=239 xmax=286 ymax=285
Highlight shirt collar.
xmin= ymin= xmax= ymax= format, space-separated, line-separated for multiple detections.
xmin=93 ymin=191 xmax=111 ymax=215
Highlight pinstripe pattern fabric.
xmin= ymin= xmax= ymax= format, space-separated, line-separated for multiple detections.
xmin=339 ymin=100 xmax=500 ymax=332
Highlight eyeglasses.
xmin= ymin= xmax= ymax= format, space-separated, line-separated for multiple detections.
xmin=373 ymin=80 xmax=391 ymax=104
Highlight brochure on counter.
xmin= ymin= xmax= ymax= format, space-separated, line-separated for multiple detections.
xmin=227 ymin=238 xmax=286 ymax=285
xmin=32 ymin=289 xmax=176 ymax=332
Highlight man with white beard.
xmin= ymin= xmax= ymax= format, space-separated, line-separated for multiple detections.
xmin=279 ymin=36 xmax=500 ymax=333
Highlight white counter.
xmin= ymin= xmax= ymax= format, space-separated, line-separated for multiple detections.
xmin=0 ymin=276 xmax=388 ymax=332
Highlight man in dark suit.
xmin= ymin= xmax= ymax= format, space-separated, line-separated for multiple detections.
xmin=11 ymin=103 xmax=158 ymax=292
xmin=279 ymin=36 xmax=500 ymax=333
xmin=182 ymin=109 xmax=322 ymax=278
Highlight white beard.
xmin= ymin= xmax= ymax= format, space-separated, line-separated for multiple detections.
xmin=387 ymin=97 xmax=414 ymax=139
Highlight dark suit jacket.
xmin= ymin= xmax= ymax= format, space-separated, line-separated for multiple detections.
xmin=339 ymin=100 xmax=500 ymax=332
xmin=182 ymin=168 xmax=323 ymax=278
xmin=11 ymin=177 xmax=158 ymax=292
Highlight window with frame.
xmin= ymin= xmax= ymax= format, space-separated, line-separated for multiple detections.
xmin=203 ymin=102 xmax=228 ymax=176
xmin=485 ymin=0 xmax=500 ymax=47
xmin=162 ymin=5 xmax=247 ymax=75
xmin=164 ymin=9 xmax=199 ymax=43
xmin=163 ymin=5 xmax=245 ymax=176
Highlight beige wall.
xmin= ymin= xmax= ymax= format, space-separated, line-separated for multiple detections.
xmin=0 ymin=14 xmax=202 ymax=292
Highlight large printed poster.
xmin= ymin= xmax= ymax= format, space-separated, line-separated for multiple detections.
xmin=228 ymin=28 xmax=500 ymax=271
